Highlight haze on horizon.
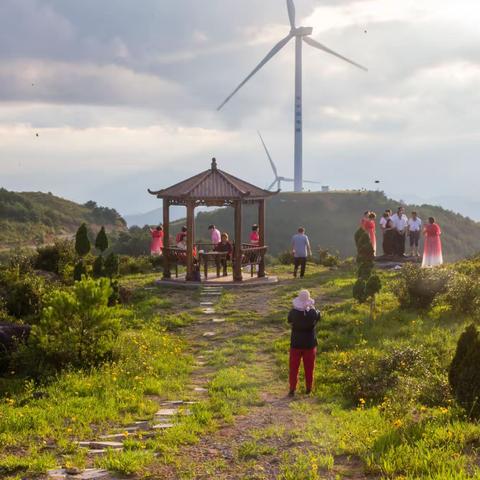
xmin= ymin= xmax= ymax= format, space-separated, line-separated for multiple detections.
xmin=1 ymin=0 xmax=479 ymax=219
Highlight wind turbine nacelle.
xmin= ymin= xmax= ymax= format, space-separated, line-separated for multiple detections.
xmin=292 ymin=26 xmax=313 ymax=36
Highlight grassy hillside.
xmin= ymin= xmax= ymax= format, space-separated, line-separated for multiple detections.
xmin=194 ymin=191 xmax=480 ymax=261
xmin=0 ymin=189 xmax=127 ymax=249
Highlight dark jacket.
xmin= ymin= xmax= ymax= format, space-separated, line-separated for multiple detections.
xmin=288 ymin=308 xmax=320 ymax=349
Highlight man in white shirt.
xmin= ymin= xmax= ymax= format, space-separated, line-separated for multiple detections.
xmin=390 ymin=206 xmax=408 ymax=256
xmin=407 ymin=211 xmax=422 ymax=257
xmin=379 ymin=209 xmax=392 ymax=232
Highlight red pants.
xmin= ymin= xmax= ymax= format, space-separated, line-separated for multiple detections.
xmin=289 ymin=347 xmax=317 ymax=391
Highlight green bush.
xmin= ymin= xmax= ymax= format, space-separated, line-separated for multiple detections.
xmin=277 ymin=250 xmax=294 ymax=265
xmin=0 ymin=269 xmax=45 ymax=320
xmin=31 ymin=278 xmax=120 ymax=369
xmin=92 ymin=256 xmax=104 ymax=278
xmin=449 ymin=323 xmax=480 ymax=419
xmin=35 ymin=240 xmax=75 ymax=275
xmin=442 ymin=273 xmax=480 ymax=315
xmin=73 ymin=260 xmax=87 ymax=282
xmin=393 ymin=263 xmax=450 ymax=310
xmin=118 ymin=256 xmax=152 ymax=275
xmin=316 ymin=248 xmax=340 ymax=267
xmin=104 ymin=253 xmax=119 ymax=278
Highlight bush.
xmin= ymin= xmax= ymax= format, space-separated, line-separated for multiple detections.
xmin=92 ymin=256 xmax=104 ymax=278
xmin=277 ymin=250 xmax=294 ymax=265
xmin=393 ymin=263 xmax=450 ymax=310
xmin=73 ymin=260 xmax=87 ymax=282
xmin=449 ymin=323 xmax=480 ymax=419
xmin=118 ymin=256 xmax=152 ymax=275
xmin=31 ymin=278 xmax=120 ymax=369
xmin=104 ymin=253 xmax=119 ymax=278
xmin=316 ymin=248 xmax=340 ymax=267
xmin=0 ymin=269 xmax=45 ymax=320
xmin=35 ymin=240 xmax=75 ymax=275
xmin=442 ymin=273 xmax=480 ymax=315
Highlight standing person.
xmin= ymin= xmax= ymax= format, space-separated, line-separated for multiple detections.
xmin=408 ymin=211 xmax=422 ymax=257
xmin=214 ymin=232 xmax=233 ymax=276
xmin=422 ymin=217 xmax=443 ymax=267
xmin=288 ymin=290 xmax=320 ymax=396
xmin=149 ymin=226 xmax=164 ymax=256
xmin=390 ymin=207 xmax=408 ymax=256
xmin=176 ymin=226 xmax=187 ymax=247
xmin=379 ymin=210 xmax=392 ymax=233
xmin=382 ymin=219 xmax=396 ymax=256
xmin=208 ymin=224 xmax=221 ymax=247
xmin=250 ymin=224 xmax=260 ymax=245
xmin=291 ymin=227 xmax=312 ymax=278
xmin=364 ymin=212 xmax=377 ymax=255
xmin=360 ymin=211 xmax=370 ymax=230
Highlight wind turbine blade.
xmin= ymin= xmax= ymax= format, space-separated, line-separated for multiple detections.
xmin=303 ymin=37 xmax=368 ymax=72
xmin=282 ymin=178 xmax=295 ymax=182
xmin=217 ymin=34 xmax=293 ymax=110
xmin=268 ymin=180 xmax=277 ymax=191
xmin=257 ymin=131 xmax=279 ymax=179
xmin=286 ymin=0 xmax=296 ymax=28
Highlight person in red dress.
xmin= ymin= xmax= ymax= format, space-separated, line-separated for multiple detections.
xmin=149 ymin=226 xmax=164 ymax=256
xmin=364 ymin=212 xmax=377 ymax=255
xmin=422 ymin=217 xmax=443 ymax=267
xmin=250 ymin=224 xmax=260 ymax=245
xmin=360 ymin=211 xmax=370 ymax=230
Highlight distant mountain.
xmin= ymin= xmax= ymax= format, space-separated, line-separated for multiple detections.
xmin=193 ymin=191 xmax=480 ymax=261
xmin=0 ymin=189 xmax=127 ymax=249
xmin=124 ymin=206 xmax=186 ymax=228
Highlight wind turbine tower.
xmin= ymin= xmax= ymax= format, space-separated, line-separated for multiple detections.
xmin=218 ymin=0 xmax=367 ymax=192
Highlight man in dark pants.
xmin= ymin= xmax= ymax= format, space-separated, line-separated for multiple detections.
xmin=291 ymin=227 xmax=312 ymax=278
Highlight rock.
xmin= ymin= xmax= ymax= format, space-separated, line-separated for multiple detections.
xmin=160 ymin=400 xmax=184 ymax=406
xmin=194 ymin=387 xmax=208 ymax=392
xmin=99 ymin=433 xmax=130 ymax=440
xmin=47 ymin=468 xmax=111 ymax=480
xmin=203 ymin=331 xmax=216 ymax=337
xmin=212 ymin=318 xmax=226 ymax=323
xmin=0 ymin=322 xmax=30 ymax=351
xmin=78 ymin=441 xmax=124 ymax=449
xmin=202 ymin=308 xmax=215 ymax=314
xmin=152 ymin=423 xmax=174 ymax=430
xmin=155 ymin=408 xmax=178 ymax=416
xmin=200 ymin=302 xmax=214 ymax=306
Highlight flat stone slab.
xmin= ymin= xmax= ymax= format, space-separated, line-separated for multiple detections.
xmin=202 ymin=308 xmax=215 ymax=314
xmin=160 ymin=400 xmax=184 ymax=406
xmin=203 ymin=331 xmax=216 ymax=337
xmin=194 ymin=387 xmax=208 ymax=392
xmin=99 ymin=433 xmax=130 ymax=440
xmin=78 ymin=441 xmax=124 ymax=449
xmin=155 ymin=408 xmax=178 ymax=416
xmin=212 ymin=318 xmax=226 ymax=323
xmin=48 ymin=469 xmax=111 ymax=480
xmin=88 ymin=448 xmax=122 ymax=456
xmin=152 ymin=423 xmax=174 ymax=430
xmin=200 ymin=302 xmax=214 ymax=306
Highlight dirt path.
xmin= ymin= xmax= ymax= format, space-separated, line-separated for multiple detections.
xmin=149 ymin=284 xmax=369 ymax=480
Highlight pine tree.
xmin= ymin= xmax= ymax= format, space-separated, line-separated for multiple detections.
xmin=75 ymin=223 xmax=91 ymax=257
xmin=104 ymin=253 xmax=119 ymax=278
xmin=73 ymin=259 xmax=87 ymax=281
xmin=353 ymin=228 xmax=381 ymax=318
xmin=95 ymin=226 xmax=109 ymax=253
xmin=449 ymin=324 xmax=480 ymax=419
xmin=92 ymin=256 xmax=104 ymax=278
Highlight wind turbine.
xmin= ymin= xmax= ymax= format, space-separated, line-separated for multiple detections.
xmin=218 ymin=0 xmax=367 ymax=193
xmin=258 ymin=131 xmax=322 ymax=191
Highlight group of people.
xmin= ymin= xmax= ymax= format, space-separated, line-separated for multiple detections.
xmin=361 ymin=206 xmax=443 ymax=267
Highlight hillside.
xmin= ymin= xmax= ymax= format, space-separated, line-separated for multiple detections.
xmin=194 ymin=191 xmax=480 ymax=261
xmin=0 ymin=189 xmax=127 ymax=249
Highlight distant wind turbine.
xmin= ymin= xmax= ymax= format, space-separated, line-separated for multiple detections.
xmin=258 ymin=131 xmax=321 ymax=191
xmin=218 ymin=0 xmax=367 ymax=193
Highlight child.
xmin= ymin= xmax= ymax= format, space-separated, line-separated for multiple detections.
xmin=287 ymin=290 xmax=320 ymax=396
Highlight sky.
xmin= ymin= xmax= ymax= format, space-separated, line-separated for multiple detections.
xmin=1 ymin=0 xmax=480 ymax=218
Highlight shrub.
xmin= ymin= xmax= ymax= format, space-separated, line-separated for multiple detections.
xmin=75 ymin=223 xmax=91 ymax=257
xmin=0 ymin=269 xmax=45 ymax=320
xmin=278 ymin=250 xmax=294 ymax=265
xmin=7 ymin=249 xmax=35 ymax=274
xmin=73 ymin=260 xmax=87 ymax=282
xmin=35 ymin=240 xmax=75 ymax=275
xmin=393 ymin=263 xmax=450 ymax=310
xmin=31 ymin=278 xmax=120 ymax=369
xmin=316 ymin=248 xmax=340 ymax=267
xmin=442 ymin=273 xmax=480 ymax=315
xmin=118 ymin=256 xmax=152 ymax=275
xmin=449 ymin=323 xmax=480 ymax=419
xmin=95 ymin=226 xmax=109 ymax=253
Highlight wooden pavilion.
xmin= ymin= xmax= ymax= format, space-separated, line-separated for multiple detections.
xmin=148 ymin=158 xmax=277 ymax=282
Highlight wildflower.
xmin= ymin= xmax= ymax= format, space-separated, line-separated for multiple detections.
xmin=393 ymin=419 xmax=403 ymax=428
xmin=440 ymin=407 xmax=449 ymax=414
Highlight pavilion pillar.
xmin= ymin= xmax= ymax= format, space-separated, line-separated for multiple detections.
xmin=162 ymin=199 xmax=171 ymax=279
xmin=233 ymin=200 xmax=243 ymax=282
xmin=186 ymin=201 xmax=195 ymax=281
xmin=258 ymin=199 xmax=266 ymax=278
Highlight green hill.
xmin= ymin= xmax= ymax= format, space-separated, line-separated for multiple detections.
xmin=0 ymin=188 xmax=127 ymax=249
xmin=194 ymin=191 xmax=480 ymax=261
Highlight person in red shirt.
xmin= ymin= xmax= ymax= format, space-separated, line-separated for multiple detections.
xmin=149 ymin=225 xmax=164 ymax=256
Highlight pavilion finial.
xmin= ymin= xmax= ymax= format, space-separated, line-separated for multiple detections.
xmin=211 ymin=157 xmax=218 ymax=171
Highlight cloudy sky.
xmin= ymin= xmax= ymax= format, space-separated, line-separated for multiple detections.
xmin=1 ymin=0 xmax=480 ymax=217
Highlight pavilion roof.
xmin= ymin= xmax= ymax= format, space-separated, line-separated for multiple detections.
xmin=148 ymin=158 xmax=276 ymax=202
